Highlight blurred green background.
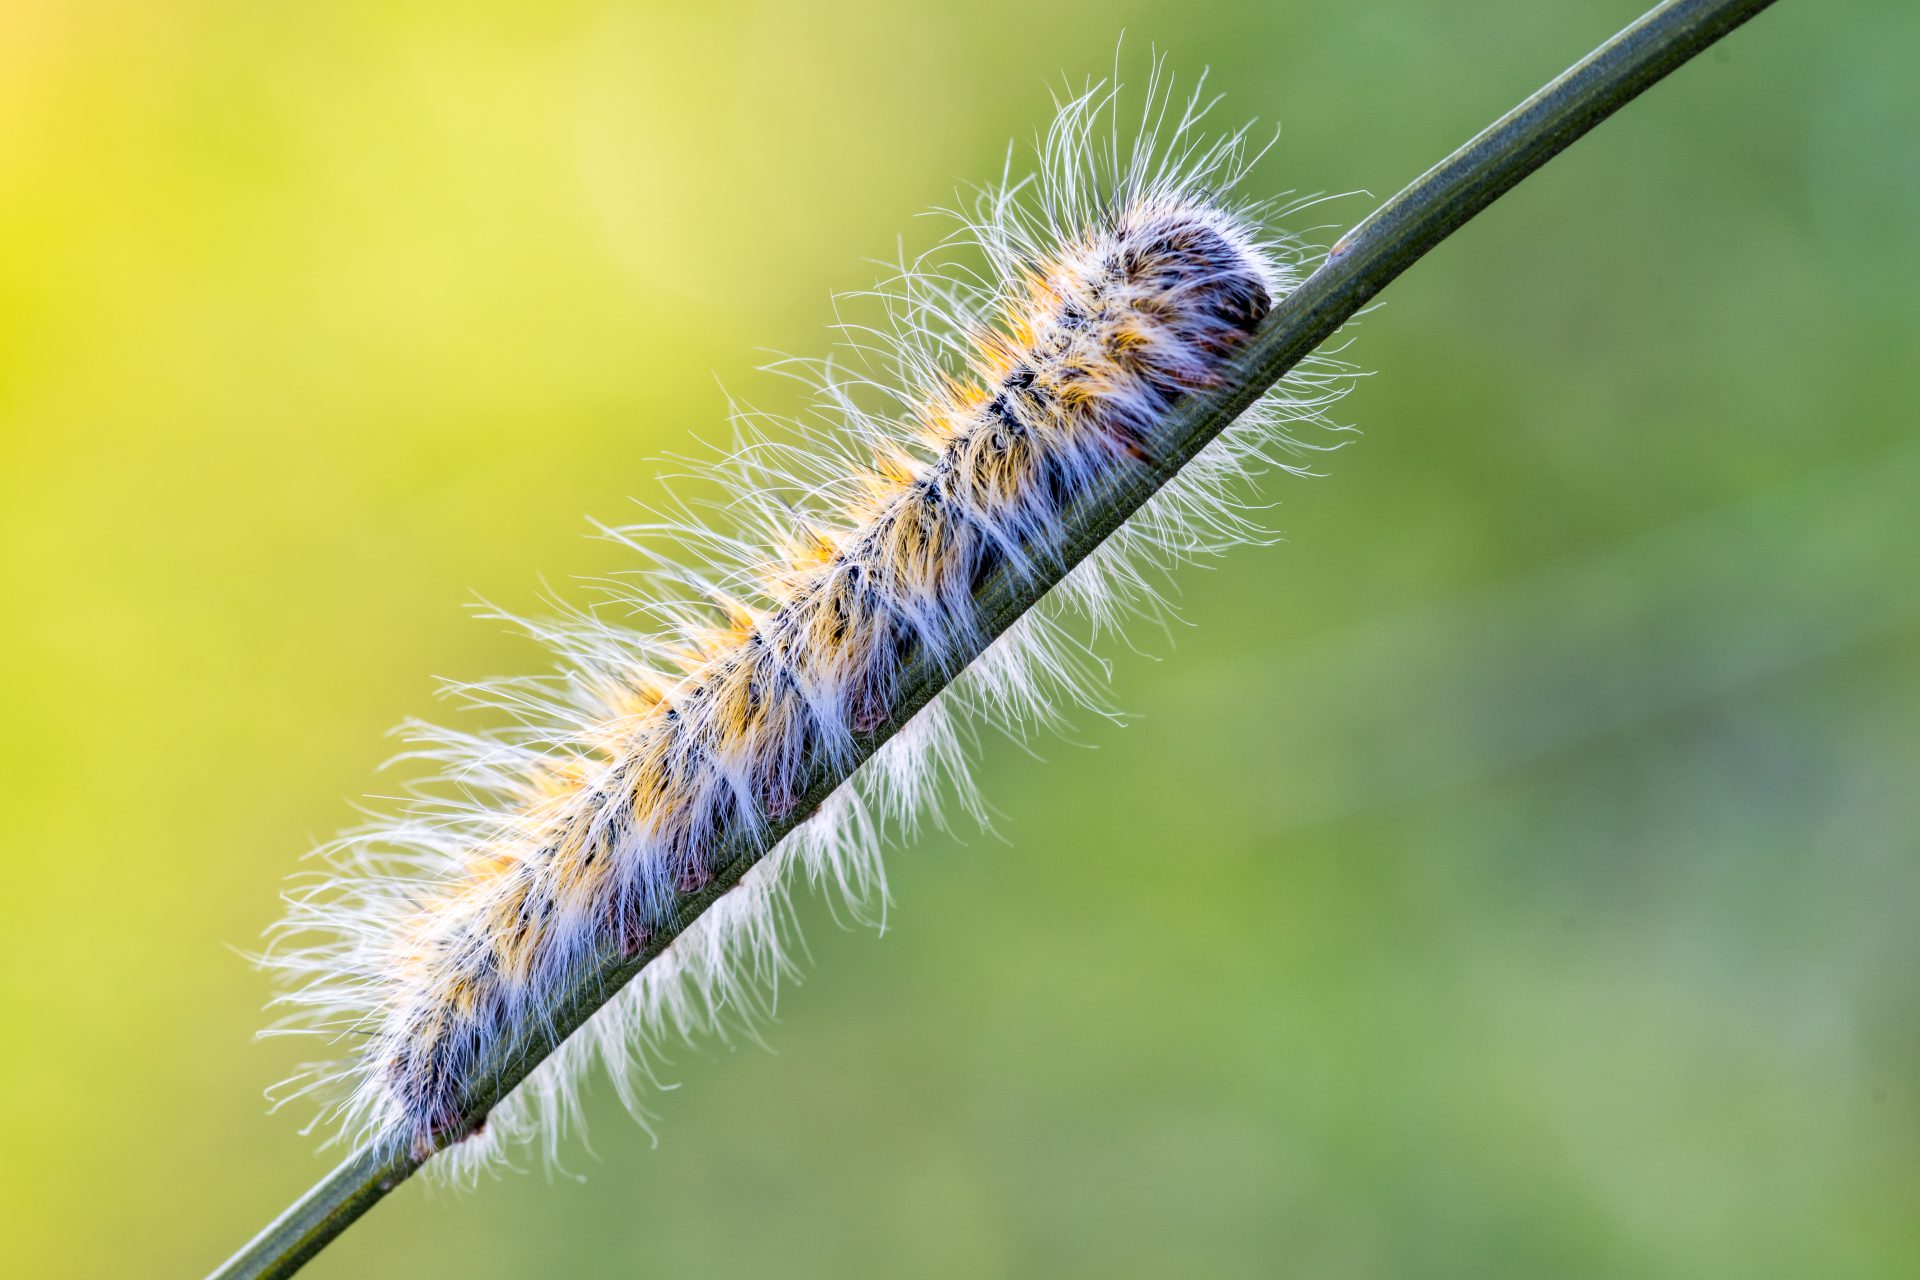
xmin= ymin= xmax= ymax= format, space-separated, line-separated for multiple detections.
xmin=2 ymin=1 xmax=1916 ymax=1276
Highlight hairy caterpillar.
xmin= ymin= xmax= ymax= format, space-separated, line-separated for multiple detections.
xmin=263 ymin=76 xmax=1349 ymax=1178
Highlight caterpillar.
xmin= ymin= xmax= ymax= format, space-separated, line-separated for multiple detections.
xmin=263 ymin=75 xmax=1349 ymax=1178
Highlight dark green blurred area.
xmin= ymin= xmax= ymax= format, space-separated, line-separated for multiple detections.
xmin=2 ymin=1 xmax=1915 ymax=1276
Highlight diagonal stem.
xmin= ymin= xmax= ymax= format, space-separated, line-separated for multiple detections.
xmin=209 ymin=1 xmax=1781 ymax=1275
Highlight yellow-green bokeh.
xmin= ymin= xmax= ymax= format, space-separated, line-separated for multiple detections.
xmin=2 ymin=2 xmax=1915 ymax=1276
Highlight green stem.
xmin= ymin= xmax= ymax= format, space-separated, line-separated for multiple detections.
xmin=210 ymin=1 xmax=1780 ymax=1275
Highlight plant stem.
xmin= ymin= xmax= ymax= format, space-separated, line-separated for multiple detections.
xmin=210 ymin=1 xmax=1780 ymax=1275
